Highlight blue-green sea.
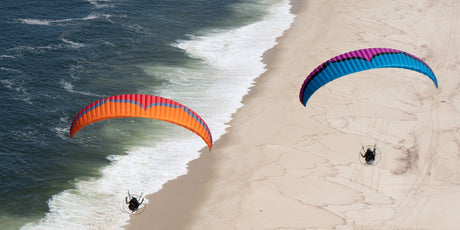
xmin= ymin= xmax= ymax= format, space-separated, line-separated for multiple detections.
xmin=0 ymin=0 xmax=294 ymax=229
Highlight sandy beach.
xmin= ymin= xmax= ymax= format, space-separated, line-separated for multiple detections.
xmin=128 ymin=0 xmax=460 ymax=229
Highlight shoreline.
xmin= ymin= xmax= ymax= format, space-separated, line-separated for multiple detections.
xmin=128 ymin=0 xmax=460 ymax=229
xmin=125 ymin=146 xmax=216 ymax=230
xmin=126 ymin=1 xmax=301 ymax=228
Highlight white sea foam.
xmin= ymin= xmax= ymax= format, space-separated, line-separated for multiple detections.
xmin=9 ymin=45 xmax=62 ymax=53
xmin=17 ymin=13 xmax=109 ymax=26
xmin=18 ymin=19 xmax=53 ymax=26
xmin=87 ymin=0 xmax=113 ymax=8
xmin=7 ymin=40 xmax=84 ymax=56
xmin=170 ymin=0 xmax=296 ymax=139
xmin=1 ymin=79 xmax=32 ymax=104
xmin=60 ymin=80 xmax=101 ymax=97
xmin=53 ymin=126 xmax=69 ymax=141
xmin=18 ymin=18 xmax=76 ymax=26
xmin=60 ymin=37 xmax=86 ymax=49
xmin=21 ymin=0 xmax=295 ymax=229
xmin=52 ymin=116 xmax=72 ymax=140
xmin=0 ymin=67 xmax=23 ymax=74
xmin=21 ymin=137 xmax=204 ymax=230
xmin=0 ymin=55 xmax=16 ymax=59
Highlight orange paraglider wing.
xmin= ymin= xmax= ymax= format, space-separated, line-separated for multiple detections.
xmin=70 ymin=94 xmax=213 ymax=150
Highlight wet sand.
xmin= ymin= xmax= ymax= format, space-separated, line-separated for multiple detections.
xmin=128 ymin=0 xmax=460 ymax=229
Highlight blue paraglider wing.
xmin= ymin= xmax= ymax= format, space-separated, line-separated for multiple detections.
xmin=299 ymin=48 xmax=438 ymax=106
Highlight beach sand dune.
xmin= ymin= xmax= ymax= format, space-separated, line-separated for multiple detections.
xmin=128 ymin=0 xmax=460 ymax=229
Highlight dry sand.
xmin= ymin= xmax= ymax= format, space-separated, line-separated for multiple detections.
xmin=128 ymin=0 xmax=460 ymax=229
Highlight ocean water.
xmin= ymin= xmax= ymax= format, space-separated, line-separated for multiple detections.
xmin=0 ymin=0 xmax=295 ymax=229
